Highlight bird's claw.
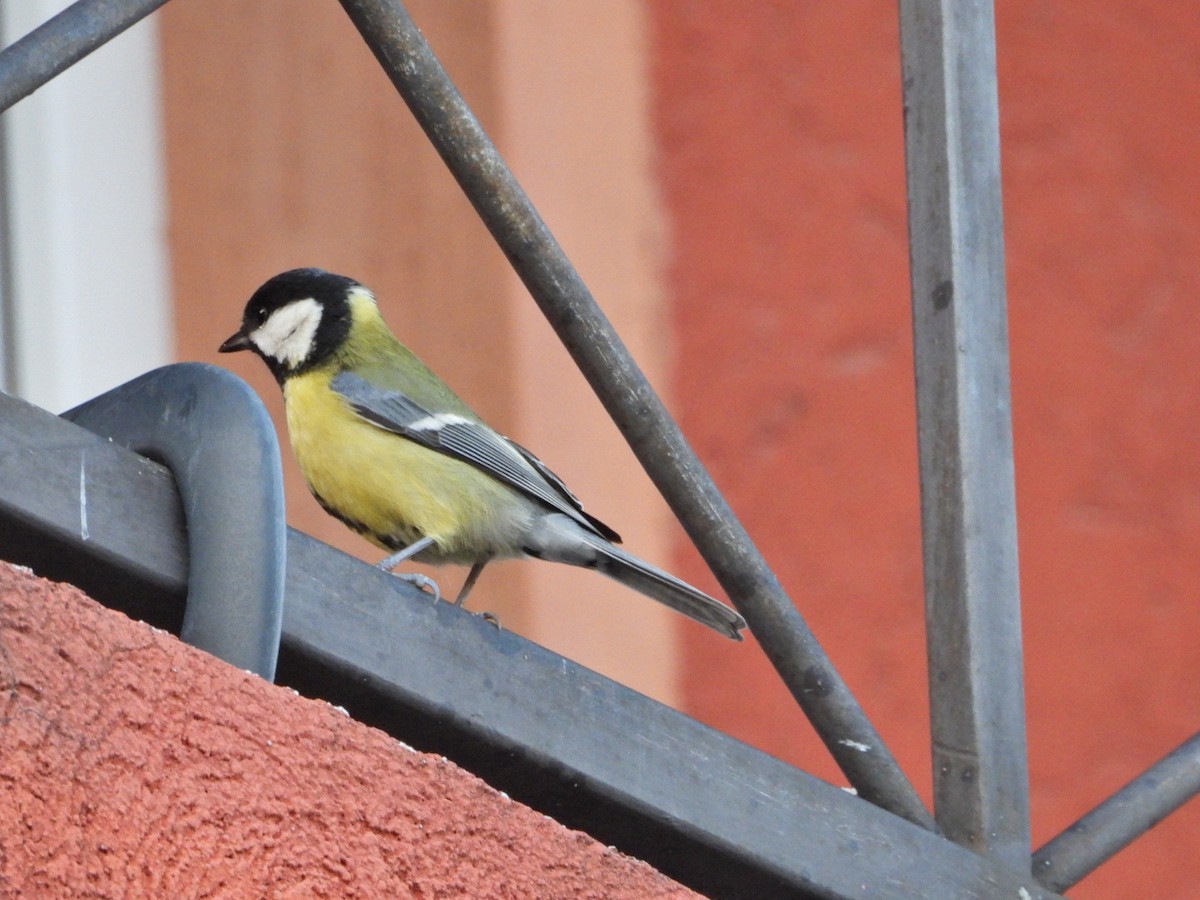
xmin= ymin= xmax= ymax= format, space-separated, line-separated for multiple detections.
xmin=479 ymin=611 xmax=502 ymax=631
xmin=391 ymin=572 xmax=442 ymax=604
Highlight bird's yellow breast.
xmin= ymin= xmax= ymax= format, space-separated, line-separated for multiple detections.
xmin=282 ymin=368 xmax=530 ymax=564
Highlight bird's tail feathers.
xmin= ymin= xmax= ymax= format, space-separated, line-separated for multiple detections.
xmin=524 ymin=512 xmax=746 ymax=640
xmin=581 ymin=533 xmax=746 ymax=641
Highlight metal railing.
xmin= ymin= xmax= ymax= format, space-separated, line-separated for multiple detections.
xmin=0 ymin=387 xmax=1052 ymax=900
xmin=0 ymin=0 xmax=1194 ymax=896
xmin=339 ymin=0 xmax=932 ymax=831
xmin=900 ymin=1 xmax=1029 ymax=866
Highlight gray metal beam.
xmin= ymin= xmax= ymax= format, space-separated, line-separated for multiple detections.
xmin=336 ymin=0 xmax=934 ymax=831
xmin=0 ymin=388 xmax=187 ymax=613
xmin=0 ymin=0 xmax=169 ymax=115
xmin=1033 ymin=733 xmax=1200 ymax=892
xmin=0 ymin=390 xmax=1062 ymax=900
xmin=898 ymin=0 xmax=1031 ymax=868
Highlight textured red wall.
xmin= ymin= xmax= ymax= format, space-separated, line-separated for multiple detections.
xmin=0 ymin=563 xmax=696 ymax=898
xmin=651 ymin=4 xmax=1199 ymax=898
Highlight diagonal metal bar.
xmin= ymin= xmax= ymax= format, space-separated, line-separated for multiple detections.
xmin=337 ymin=0 xmax=935 ymax=830
xmin=898 ymin=0 xmax=1030 ymax=868
xmin=0 ymin=0 xmax=169 ymax=115
xmin=1032 ymin=733 xmax=1200 ymax=892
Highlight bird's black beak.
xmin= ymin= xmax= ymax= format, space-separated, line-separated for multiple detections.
xmin=219 ymin=331 xmax=252 ymax=353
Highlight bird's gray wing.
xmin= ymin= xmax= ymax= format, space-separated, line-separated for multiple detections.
xmin=332 ymin=370 xmax=617 ymax=540
xmin=500 ymin=436 xmax=620 ymax=543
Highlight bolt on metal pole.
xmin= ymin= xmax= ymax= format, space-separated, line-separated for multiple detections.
xmin=338 ymin=0 xmax=935 ymax=830
xmin=899 ymin=0 xmax=1031 ymax=869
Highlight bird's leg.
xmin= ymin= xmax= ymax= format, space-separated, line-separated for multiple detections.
xmin=454 ymin=561 xmax=487 ymax=607
xmin=377 ymin=536 xmax=442 ymax=602
xmin=455 ymin=563 xmax=501 ymax=630
xmin=377 ymin=535 xmax=436 ymax=570
xmin=453 ymin=566 xmax=501 ymax=628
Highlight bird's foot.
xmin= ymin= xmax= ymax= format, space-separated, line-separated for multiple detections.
xmin=479 ymin=611 xmax=502 ymax=631
xmin=386 ymin=571 xmax=442 ymax=604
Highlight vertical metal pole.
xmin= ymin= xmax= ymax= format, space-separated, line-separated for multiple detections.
xmin=899 ymin=0 xmax=1030 ymax=869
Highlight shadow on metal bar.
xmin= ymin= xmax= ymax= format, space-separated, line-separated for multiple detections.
xmin=61 ymin=364 xmax=286 ymax=680
xmin=336 ymin=0 xmax=935 ymax=831
xmin=0 ymin=390 xmax=1062 ymax=900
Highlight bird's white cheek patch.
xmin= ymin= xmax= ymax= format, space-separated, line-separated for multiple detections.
xmin=251 ymin=298 xmax=323 ymax=369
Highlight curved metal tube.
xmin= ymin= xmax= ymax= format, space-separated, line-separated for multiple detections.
xmin=63 ymin=363 xmax=285 ymax=680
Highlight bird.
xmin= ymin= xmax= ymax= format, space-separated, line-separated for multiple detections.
xmin=219 ymin=268 xmax=746 ymax=640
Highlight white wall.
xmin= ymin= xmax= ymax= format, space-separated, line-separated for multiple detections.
xmin=1 ymin=1 xmax=171 ymax=412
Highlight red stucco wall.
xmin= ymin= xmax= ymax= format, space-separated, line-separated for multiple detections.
xmin=652 ymin=4 xmax=1200 ymax=898
xmin=0 ymin=562 xmax=697 ymax=898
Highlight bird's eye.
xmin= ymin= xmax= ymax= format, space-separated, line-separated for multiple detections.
xmin=255 ymin=307 xmax=268 ymax=324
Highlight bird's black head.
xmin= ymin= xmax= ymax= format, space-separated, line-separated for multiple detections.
xmin=220 ymin=268 xmax=361 ymax=383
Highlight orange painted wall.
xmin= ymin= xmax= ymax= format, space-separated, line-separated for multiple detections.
xmin=651 ymin=4 xmax=1199 ymax=898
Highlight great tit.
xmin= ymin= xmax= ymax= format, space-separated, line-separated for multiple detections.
xmin=219 ymin=268 xmax=746 ymax=640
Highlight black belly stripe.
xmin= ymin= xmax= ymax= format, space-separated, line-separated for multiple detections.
xmin=311 ymin=489 xmax=421 ymax=552
xmin=312 ymin=490 xmax=371 ymax=536
xmin=380 ymin=532 xmax=413 ymax=551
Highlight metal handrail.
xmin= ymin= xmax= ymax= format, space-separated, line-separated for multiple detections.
xmin=0 ymin=389 xmax=1060 ymax=900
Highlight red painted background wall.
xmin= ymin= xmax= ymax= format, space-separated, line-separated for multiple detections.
xmin=652 ymin=4 xmax=1200 ymax=897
